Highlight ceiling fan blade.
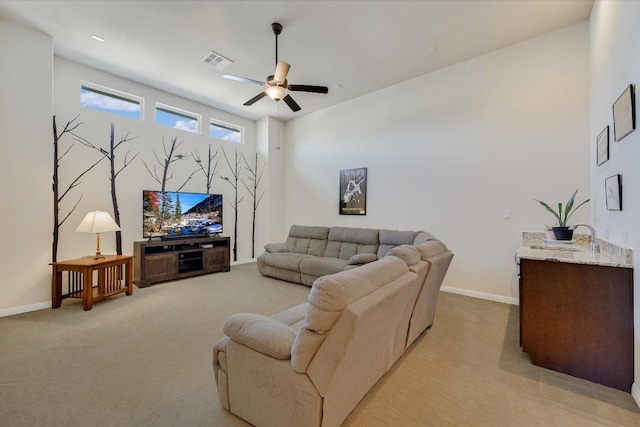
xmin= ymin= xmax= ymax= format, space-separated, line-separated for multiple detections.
xmin=244 ymin=92 xmax=268 ymax=106
xmin=274 ymin=61 xmax=290 ymax=84
xmin=288 ymin=84 xmax=329 ymax=94
xmin=223 ymin=74 xmax=266 ymax=86
xmin=283 ymin=94 xmax=301 ymax=112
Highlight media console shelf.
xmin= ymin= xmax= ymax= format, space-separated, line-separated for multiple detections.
xmin=133 ymin=236 xmax=230 ymax=287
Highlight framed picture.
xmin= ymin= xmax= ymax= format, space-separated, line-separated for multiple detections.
xmin=612 ymin=84 xmax=635 ymax=142
xmin=596 ymin=126 xmax=609 ymax=166
xmin=605 ymin=174 xmax=622 ymax=211
xmin=340 ymin=167 xmax=367 ymax=215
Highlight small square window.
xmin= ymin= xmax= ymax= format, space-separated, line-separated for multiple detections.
xmin=210 ymin=120 xmax=243 ymax=144
xmin=80 ymin=83 xmax=143 ymax=120
xmin=156 ymin=103 xmax=201 ymax=134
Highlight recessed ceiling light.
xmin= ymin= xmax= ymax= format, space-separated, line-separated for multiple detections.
xmin=426 ymin=46 xmax=436 ymax=53
xmin=92 ymin=34 xmax=105 ymax=42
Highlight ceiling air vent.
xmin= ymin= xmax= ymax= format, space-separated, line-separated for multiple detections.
xmin=201 ymin=51 xmax=233 ymax=71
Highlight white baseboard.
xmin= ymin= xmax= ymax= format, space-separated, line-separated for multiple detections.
xmin=632 ymin=383 xmax=640 ymax=409
xmin=0 ymin=301 xmax=51 ymax=318
xmin=440 ymin=286 xmax=519 ymax=305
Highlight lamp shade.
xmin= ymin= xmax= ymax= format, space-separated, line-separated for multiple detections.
xmin=75 ymin=210 xmax=120 ymax=233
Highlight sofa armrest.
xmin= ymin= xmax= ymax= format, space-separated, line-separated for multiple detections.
xmin=264 ymin=243 xmax=289 ymax=253
xmin=223 ymin=313 xmax=297 ymax=360
xmin=348 ymin=253 xmax=378 ymax=265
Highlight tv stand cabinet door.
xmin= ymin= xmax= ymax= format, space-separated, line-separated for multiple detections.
xmin=204 ymin=247 xmax=230 ymax=273
xmin=144 ymin=253 xmax=177 ymax=283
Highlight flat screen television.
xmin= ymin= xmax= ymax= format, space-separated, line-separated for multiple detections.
xmin=143 ymin=190 xmax=223 ymax=239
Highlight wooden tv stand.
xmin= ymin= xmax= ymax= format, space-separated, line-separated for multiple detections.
xmin=133 ymin=236 xmax=230 ymax=287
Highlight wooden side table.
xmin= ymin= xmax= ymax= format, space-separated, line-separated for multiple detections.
xmin=50 ymin=255 xmax=133 ymax=311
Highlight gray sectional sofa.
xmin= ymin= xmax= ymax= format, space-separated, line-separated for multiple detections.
xmin=214 ymin=232 xmax=453 ymax=427
xmin=257 ymin=224 xmax=449 ymax=286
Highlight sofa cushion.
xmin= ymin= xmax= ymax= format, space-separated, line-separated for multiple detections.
xmin=283 ymin=225 xmax=331 ymax=256
xmin=348 ymin=253 xmax=378 ymax=265
xmin=380 ymin=229 xmax=419 ymax=245
xmin=286 ymin=236 xmax=328 ymax=256
xmin=265 ymin=243 xmax=289 ymax=253
xmin=377 ymin=229 xmax=420 ymax=258
xmin=261 ymin=252 xmax=313 ymax=271
xmin=413 ymin=232 xmax=438 ymax=245
xmin=271 ymin=303 xmax=308 ymax=327
xmin=323 ymin=227 xmax=379 ymax=260
xmin=386 ymin=245 xmax=420 ymax=266
xmin=224 ymin=313 xmax=296 ymax=360
xmin=325 ymin=241 xmax=377 ymax=260
xmin=289 ymin=225 xmax=330 ymax=240
xmin=300 ymin=257 xmax=349 ymax=278
xmin=328 ymin=227 xmax=379 ymax=245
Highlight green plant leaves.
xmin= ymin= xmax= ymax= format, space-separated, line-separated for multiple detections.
xmin=533 ymin=199 xmax=562 ymax=225
xmin=533 ymin=189 xmax=589 ymax=228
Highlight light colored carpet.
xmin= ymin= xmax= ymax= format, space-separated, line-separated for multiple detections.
xmin=1 ymin=262 xmax=639 ymax=426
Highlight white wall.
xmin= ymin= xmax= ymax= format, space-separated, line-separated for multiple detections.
xmin=589 ymin=0 xmax=640 ymax=399
xmin=0 ymin=19 xmax=53 ymax=313
xmin=284 ymin=21 xmax=590 ymax=301
xmin=53 ymin=57 xmax=260 ymax=264
xmin=256 ymin=116 xmax=286 ymax=245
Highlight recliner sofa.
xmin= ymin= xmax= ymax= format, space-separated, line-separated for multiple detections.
xmin=257 ymin=225 xmax=448 ymax=286
xmin=213 ymin=226 xmax=453 ymax=426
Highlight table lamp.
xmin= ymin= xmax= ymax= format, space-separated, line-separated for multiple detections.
xmin=75 ymin=210 xmax=121 ymax=259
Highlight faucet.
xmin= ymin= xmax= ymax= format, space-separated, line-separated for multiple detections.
xmin=572 ymin=224 xmax=600 ymax=254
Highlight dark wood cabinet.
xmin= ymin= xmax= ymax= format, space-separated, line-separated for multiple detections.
xmin=145 ymin=252 xmax=177 ymax=283
xmin=519 ymin=258 xmax=633 ymax=391
xmin=134 ymin=236 xmax=230 ymax=287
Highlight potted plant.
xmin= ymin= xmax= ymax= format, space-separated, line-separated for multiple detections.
xmin=533 ymin=189 xmax=589 ymax=241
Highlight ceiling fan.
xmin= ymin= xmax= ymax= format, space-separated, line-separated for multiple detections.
xmin=223 ymin=22 xmax=329 ymax=112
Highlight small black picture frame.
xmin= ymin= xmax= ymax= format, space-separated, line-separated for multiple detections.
xmin=596 ymin=126 xmax=609 ymax=166
xmin=605 ymin=174 xmax=622 ymax=211
xmin=612 ymin=84 xmax=636 ymax=142
xmin=339 ymin=167 xmax=367 ymax=215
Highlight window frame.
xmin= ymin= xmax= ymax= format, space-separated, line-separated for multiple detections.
xmin=80 ymin=81 xmax=144 ymax=120
xmin=210 ymin=118 xmax=244 ymax=144
xmin=155 ymin=102 xmax=202 ymax=134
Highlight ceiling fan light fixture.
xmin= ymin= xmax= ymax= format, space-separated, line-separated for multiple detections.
xmin=224 ymin=22 xmax=328 ymax=112
xmin=265 ymin=85 xmax=286 ymax=101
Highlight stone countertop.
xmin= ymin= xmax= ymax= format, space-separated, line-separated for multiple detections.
xmin=517 ymin=232 xmax=633 ymax=269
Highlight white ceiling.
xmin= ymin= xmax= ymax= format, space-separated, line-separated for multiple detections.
xmin=0 ymin=0 xmax=593 ymax=122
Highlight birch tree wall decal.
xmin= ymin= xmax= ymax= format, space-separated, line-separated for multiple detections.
xmin=74 ymin=123 xmax=138 ymax=255
xmin=241 ymin=153 xmax=266 ymax=258
xmin=219 ymin=147 xmax=243 ymax=261
xmin=142 ymin=136 xmax=198 ymax=230
xmin=193 ymin=144 xmax=221 ymax=194
xmin=52 ymin=115 xmax=105 ymax=262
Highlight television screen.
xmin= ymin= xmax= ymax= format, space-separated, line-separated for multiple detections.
xmin=143 ymin=190 xmax=223 ymax=238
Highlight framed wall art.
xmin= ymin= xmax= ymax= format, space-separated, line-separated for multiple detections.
xmin=605 ymin=174 xmax=622 ymax=211
xmin=339 ymin=167 xmax=367 ymax=215
xmin=596 ymin=126 xmax=609 ymax=166
xmin=612 ymin=84 xmax=635 ymax=142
